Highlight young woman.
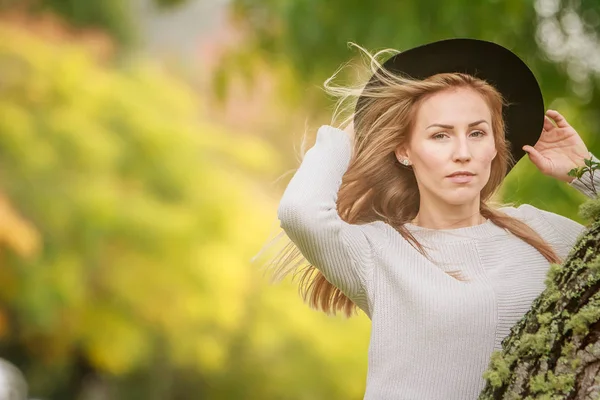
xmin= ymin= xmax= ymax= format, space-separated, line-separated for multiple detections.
xmin=273 ymin=39 xmax=599 ymax=399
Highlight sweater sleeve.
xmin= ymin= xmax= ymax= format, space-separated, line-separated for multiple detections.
xmin=277 ymin=125 xmax=373 ymax=304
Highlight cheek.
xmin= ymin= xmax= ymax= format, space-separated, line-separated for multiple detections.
xmin=414 ymin=145 xmax=447 ymax=168
xmin=412 ymin=147 xmax=447 ymax=186
xmin=480 ymin=146 xmax=497 ymax=165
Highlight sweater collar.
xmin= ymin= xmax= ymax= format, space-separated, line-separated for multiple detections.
xmin=404 ymin=218 xmax=504 ymax=242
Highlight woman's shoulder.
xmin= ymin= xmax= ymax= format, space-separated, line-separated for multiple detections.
xmin=354 ymin=220 xmax=411 ymax=250
xmin=498 ymin=203 xmax=584 ymax=238
xmin=498 ymin=203 xmax=563 ymax=231
xmin=498 ymin=203 xmax=542 ymax=219
xmin=498 ymin=203 xmax=573 ymax=224
xmin=356 ymin=220 xmax=393 ymax=240
xmin=498 ymin=203 xmax=586 ymax=259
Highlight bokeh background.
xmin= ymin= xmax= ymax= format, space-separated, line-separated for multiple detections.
xmin=0 ymin=0 xmax=599 ymax=399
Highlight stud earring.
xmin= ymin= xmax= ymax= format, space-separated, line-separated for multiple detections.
xmin=401 ymin=159 xmax=411 ymax=166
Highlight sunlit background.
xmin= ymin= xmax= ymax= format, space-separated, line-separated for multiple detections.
xmin=0 ymin=0 xmax=598 ymax=399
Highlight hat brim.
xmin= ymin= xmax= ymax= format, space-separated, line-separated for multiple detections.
xmin=355 ymin=38 xmax=544 ymax=174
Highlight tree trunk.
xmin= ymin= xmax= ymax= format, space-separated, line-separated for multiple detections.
xmin=479 ymin=203 xmax=600 ymax=399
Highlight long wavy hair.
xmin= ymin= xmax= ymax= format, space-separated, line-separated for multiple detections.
xmin=258 ymin=44 xmax=561 ymax=317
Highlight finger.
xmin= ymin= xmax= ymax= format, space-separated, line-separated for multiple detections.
xmin=522 ymin=145 xmax=535 ymax=154
xmin=546 ymin=109 xmax=571 ymax=129
xmin=543 ymin=116 xmax=556 ymax=132
xmin=522 ymin=145 xmax=549 ymax=172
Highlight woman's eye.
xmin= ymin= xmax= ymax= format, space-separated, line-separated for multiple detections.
xmin=432 ymin=133 xmax=448 ymax=140
xmin=470 ymin=130 xmax=485 ymax=137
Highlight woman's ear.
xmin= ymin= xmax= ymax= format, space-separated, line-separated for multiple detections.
xmin=394 ymin=146 xmax=411 ymax=165
xmin=394 ymin=146 xmax=406 ymax=160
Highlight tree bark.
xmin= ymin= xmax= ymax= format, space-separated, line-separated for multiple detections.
xmin=479 ymin=204 xmax=600 ymax=399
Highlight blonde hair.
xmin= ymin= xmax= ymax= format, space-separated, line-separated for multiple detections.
xmin=261 ymin=44 xmax=561 ymax=317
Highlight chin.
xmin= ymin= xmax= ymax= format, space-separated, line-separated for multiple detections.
xmin=440 ymin=190 xmax=480 ymax=206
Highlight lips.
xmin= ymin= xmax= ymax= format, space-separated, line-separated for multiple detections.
xmin=447 ymin=171 xmax=475 ymax=177
xmin=447 ymin=173 xmax=475 ymax=184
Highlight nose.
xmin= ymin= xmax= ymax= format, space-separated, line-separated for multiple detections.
xmin=452 ymin=136 xmax=472 ymax=163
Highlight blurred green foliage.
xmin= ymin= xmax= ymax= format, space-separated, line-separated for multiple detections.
xmin=231 ymin=0 xmax=536 ymax=82
xmin=0 ymin=23 xmax=371 ymax=399
xmin=228 ymin=0 xmax=596 ymax=97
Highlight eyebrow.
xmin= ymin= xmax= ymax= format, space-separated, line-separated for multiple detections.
xmin=426 ymin=120 xmax=489 ymax=129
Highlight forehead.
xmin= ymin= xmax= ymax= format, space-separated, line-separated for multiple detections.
xmin=415 ymin=87 xmax=491 ymax=125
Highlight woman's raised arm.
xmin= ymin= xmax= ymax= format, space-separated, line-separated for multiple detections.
xmin=277 ymin=125 xmax=374 ymax=303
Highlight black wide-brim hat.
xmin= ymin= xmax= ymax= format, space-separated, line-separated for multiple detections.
xmin=355 ymin=38 xmax=544 ymax=173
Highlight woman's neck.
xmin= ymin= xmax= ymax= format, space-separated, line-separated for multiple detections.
xmin=411 ymin=199 xmax=485 ymax=229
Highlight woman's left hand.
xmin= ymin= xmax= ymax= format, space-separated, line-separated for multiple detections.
xmin=522 ymin=109 xmax=590 ymax=182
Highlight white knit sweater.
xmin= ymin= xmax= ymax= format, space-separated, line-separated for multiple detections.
xmin=277 ymin=125 xmax=598 ymax=400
